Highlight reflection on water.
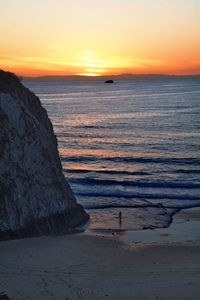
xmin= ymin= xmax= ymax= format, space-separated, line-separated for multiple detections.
xmin=24 ymin=77 xmax=200 ymax=230
xmin=86 ymin=205 xmax=175 ymax=231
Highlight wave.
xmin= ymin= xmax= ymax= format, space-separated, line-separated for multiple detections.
xmin=84 ymin=202 xmax=200 ymax=210
xmin=85 ymin=203 xmax=167 ymax=210
xmin=69 ymin=177 xmax=200 ymax=189
xmin=64 ymin=168 xmax=149 ymax=176
xmin=61 ymin=155 xmax=200 ymax=165
xmin=175 ymin=169 xmax=200 ymax=174
xmin=76 ymin=190 xmax=200 ymax=201
xmin=64 ymin=167 xmax=200 ymax=177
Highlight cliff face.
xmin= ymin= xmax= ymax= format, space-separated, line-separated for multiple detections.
xmin=0 ymin=70 xmax=89 ymax=240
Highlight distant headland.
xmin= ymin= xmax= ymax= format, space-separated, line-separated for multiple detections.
xmin=22 ymin=73 xmax=200 ymax=81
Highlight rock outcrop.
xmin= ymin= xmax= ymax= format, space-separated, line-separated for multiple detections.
xmin=105 ymin=80 xmax=114 ymax=84
xmin=0 ymin=70 xmax=89 ymax=240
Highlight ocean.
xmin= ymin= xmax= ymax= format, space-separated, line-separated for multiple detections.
xmin=24 ymin=76 xmax=200 ymax=232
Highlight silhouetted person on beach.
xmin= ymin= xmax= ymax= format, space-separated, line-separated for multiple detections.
xmin=119 ymin=211 xmax=122 ymax=225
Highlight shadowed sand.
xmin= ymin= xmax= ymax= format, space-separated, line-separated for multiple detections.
xmin=0 ymin=230 xmax=200 ymax=300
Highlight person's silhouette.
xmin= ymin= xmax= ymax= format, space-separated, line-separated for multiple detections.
xmin=119 ymin=211 xmax=122 ymax=225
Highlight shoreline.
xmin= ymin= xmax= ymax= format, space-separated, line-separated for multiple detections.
xmin=0 ymin=208 xmax=200 ymax=300
xmin=85 ymin=206 xmax=200 ymax=247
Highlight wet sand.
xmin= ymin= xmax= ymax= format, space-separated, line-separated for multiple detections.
xmin=121 ymin=207 xmax=200 ymax=246
xmin=0 ymin=221 xmax=200 ymax=300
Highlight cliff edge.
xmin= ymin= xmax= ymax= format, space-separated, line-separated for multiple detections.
xmin=0 ymin=70 xmax=89 ymax=240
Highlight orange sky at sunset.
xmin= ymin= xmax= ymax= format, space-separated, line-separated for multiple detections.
xmin=1 ymin=0 xmax=200 ymax=77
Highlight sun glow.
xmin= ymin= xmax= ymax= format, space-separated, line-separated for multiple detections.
xmin=80 ymin=73 xmax=100 ymax=77
xmin=1 ymin=0 xmax=199 ymax=76
xmin=75 ymin=51 xmax=106 ymax=76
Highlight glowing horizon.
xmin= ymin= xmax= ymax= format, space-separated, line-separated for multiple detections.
xmin=1 ymin=0 xmax=200 ymax=77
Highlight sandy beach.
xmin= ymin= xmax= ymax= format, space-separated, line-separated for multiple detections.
xmin=1 ymin=209 xmax=200 ymax=300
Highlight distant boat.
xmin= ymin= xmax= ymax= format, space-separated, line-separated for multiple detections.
xmin=105 ymin=80 xmax=114 ymax=84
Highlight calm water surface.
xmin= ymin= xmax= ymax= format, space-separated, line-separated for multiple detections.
xmin=24 ymin=77 xmax=200 ymax=231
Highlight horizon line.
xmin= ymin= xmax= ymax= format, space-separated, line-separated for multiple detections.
xmin=21 ymin=73 xmax=200 ymax=79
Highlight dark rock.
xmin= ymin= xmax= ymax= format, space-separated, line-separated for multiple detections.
xmin=0 ymin=293 xmax=10 ymax=300
xmin=105 ymin=80 xmax=114 ymax=84
xmin=0 ymin=70 xmax=89 ymax=240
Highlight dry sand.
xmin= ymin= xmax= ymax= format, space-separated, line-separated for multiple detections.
xmin=0 ymin=230 xmax=200 ymax=300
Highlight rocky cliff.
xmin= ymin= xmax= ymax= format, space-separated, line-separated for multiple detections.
xmin=0 ymin=70 xmax=89 ymax=240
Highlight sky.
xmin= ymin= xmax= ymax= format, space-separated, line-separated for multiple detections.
xmin=0 ymin=0 xmax=200 ymax=76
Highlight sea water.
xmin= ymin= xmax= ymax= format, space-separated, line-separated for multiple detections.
xmin=24 ymin=76 xmax=200 ymax=231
